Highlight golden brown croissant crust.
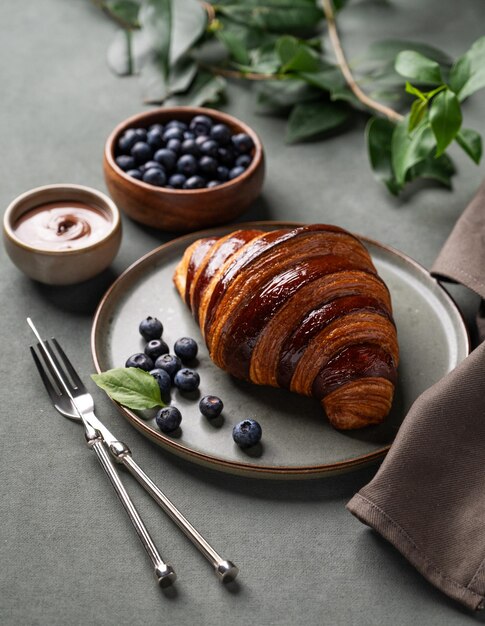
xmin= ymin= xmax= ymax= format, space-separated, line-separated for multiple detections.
xmin=173 ymin=224 xmax=399 ymax=430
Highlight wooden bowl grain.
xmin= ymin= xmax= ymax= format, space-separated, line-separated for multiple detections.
xmin=103 ymin=107 xmax=265 ymax=232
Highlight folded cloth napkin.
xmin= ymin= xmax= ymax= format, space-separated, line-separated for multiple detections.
xmin=347 ymin=179 xmax=485 ymax=611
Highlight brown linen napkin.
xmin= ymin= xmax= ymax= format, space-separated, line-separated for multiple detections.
xmin=347 ymin=180 xmax=485 ymax=611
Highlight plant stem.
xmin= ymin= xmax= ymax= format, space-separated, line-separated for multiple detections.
xmin=321 ymin=0 xmax=404 ymax=122
xmin=198 ymin=62 xmax=280 ymax=81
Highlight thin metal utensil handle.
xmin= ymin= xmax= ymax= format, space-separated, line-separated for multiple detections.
xmin=84 ymin=425 xmax=176 ymax=587
xmin=108 ymin=440 xmax=238 ymax=582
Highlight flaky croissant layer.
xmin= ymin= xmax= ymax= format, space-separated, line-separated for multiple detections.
xmin=173 ymin=225 xmax=399 ymax=429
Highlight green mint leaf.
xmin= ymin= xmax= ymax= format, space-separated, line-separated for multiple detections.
xmin=366 ymin=117 xmax=401 ymax=195
xmin=91 ymin=368 xmax=164 ymax=410
xmin=405 ymin=81 xmax=427 ymax=101
xmin=455 ymin=128 xmax=482 ymax=164
xmin=391 ymin=116 xmax=436 ymax=186
xmin=429 ymin=89 xmax=462 ymax=156
xmin=285 ymin=101 xmax=349 ymax=144
xmin=276 ymin=35 xmax=299 ymax=65
xmin=395 ymin=50 xmax=443 ymax=84
xmin=449 ymin=55 xmax=471 ymax=95
xmin=408 ymin=99 xmax=428 ymax=132
xmin=454 ymin=36 xmax=485 ymax=101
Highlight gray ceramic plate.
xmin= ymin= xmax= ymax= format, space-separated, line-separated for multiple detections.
xmin=91 ymin=222 xmax=470 ymax=479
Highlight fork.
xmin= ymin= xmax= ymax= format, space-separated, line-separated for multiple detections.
xmin=28 ymin=318 xmax=238 ymax=585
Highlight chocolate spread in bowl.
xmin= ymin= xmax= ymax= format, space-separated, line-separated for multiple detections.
xmin=13 ymin=201 xmax=111 ymax=250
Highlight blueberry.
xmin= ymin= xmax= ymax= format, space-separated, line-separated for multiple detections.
xmin=217 ymin=146 xmax=236 ymax=167
xmin=174 ymin=337 xmax=198 ymax=362
xmin=147 ymin=128 xmax=163 ymax=150
xmin=131 ymin=141 xmax=152 ymax=165
xmin=144 ymin=339 xmax=169 ymax=360
xmin=125 ymin=353 xmax=154 ymax=371
xmin=156 ymin=406 xmax=182 ymax=433
xmin=149 ymin=368 xmax=172 ymax=398
xmin=115 ymin=155 xmax=136 ymax=171
xmin=154 ymin=353 xmax=182 ymax=380
xmin=127 ymin=169 xmax=142 ymax=180
xmin=228 ymin=165 xmax=245 ymax=180
xmin=183 ymin=176 xmax=206 ymax=189
xmin=232 ymin=133 xmax=254 ymax=154
xmin=134 ymin=128 xmax=148 ymax=141
xmin=166 ymin=138 xmax=182 ymax=155
xmin=166 ymin=120 xmax=188 ymax=132
xmin=148 ymin=123 xmax=164 ymax=134
xmin=236 ymin=154 xmax=252 ymax=169
xmin=168 ymin=173 xmax=187 ymax=189
xmin=210 ymin=123 xmax=231 ymax=145
xmin=216 ymin=165 xmax=229 ymax=181
xmin=195 ymin=135 xmax=210 ymax=148
xmin=232 ymin=419 xmax=262 ymax=448
xmin=181 ymin=138 xmax=200 ymax=156
xmin=183 ymin=130 xmax=195 ymax=140
xmin=199 ymin=139 xmax=219 ymax=158
xmin=143 ymin=167 xmax=166 ymax=187
xmin=154 ymin=148 xmax=177 ymax=171
xmin=141 ymin=160 xmax=163 ymax=171
xmin=163 ymin=127 xmax=184 ymax=142
xmin=174 ymin=368 xmax=200 ymax=392
xmin=177 ymin=154 xmax=198 ymax=177
xmin=207 ymin=180 xmax=221 ymax=188
xmin=189 ymin=115 xmax=213 ymax=136
xmin=199 ymin=155 xmax=218 ymax=176
xmin=139 ymin=316 xmax=163 ymax=341
xmin=118 ymin=129 xmax=138 ymax=153
xmin=199 ymin=395 xmax=223 ymax=419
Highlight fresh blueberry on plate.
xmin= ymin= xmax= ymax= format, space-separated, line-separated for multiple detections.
xmin=232 ymin=419 xmax=262 ymax=448
xmin=115 ymin=155 xmax=136 ymax=171
xmin=147 ymin=128 xmax=163 ymax=150
xmin=174 ymin=337 xmax=198 ymax=362
xmin=139 ymin=316 xmax=163 ymax=341
xmin=190 ymin=114 xmax=213 ymax=136
xmin=142 ymin=167 xmax=166 ymax=187
xmin=174 ymin=368 xmax=200 ymax=392
xmin=166 ymin=138 xmax=182 ymax=154
xmin=154 ymin=353 xmax=182 ymax=380
xmin=127 ymin=169 xmax=142 ymax=180
xmin=181 ymin=138 xmax=200 ymax=156
xmin=144 ymin=339 xmax=169 ymax=360
xmin=125 ymin=353 xmax=154 ymax=371
xmin=199 ymin=395 xmax=223 ymax=419
xmin=131 ymin=141 xmax=152 ymax=165
xmin=163 ymin=127 xmax=184 ymax=142
xmin=236 ymin=154 xmax=252 ymax=169
xmin=206 ymin=180 xmax=221 ymax=188
xmin=118 ymin=129 xmax=138 ymax=153
xmin=156 ymin=406 xmax=182 ymax=433
xmin=210 ymin=123 xmax=231 ymax=145
xmin=149 ymin=368 xmax=172 ymax=398
xmin=154 ymin=148 xmax=177 ymax=171
xmin=176 ymin=154 xmax=198 ymax=177
xmin=199 ymin=155 xmax=218 ymax=176
xmin=228 ymin=165 xmax=245 ymax=180
xmin=199 ymin=139 xmax=219 ymax=158
xmin=216 ymin=165 xmax=229 ymax=181
xmin=168 ymin=173 xmax=187 ymax=189
xmin=183 ymin=175 xmax=205 ymax=189
xmin=232 ymin=133 xmax=254 ymax=154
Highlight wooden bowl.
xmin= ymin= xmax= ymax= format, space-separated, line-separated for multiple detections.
xmin=103 ymin=107 xmax=265 ymax=232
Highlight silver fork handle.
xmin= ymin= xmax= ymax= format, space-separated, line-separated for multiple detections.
xmin=109 ymin=441 xmax=238 ymax=583
xmin=84 ymin=426 xmax=176 ymax=588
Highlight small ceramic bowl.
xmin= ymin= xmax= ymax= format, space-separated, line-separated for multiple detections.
xmin=103 ymin=106 xmax=265 ymax=232
xmin=3 ymin=184 xmax=122 ymax=285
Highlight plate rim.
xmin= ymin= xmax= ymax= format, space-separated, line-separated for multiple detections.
xmin=91 ymin=221 xmax=471 ymax=479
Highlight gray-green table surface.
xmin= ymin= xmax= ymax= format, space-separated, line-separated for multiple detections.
xmin=2 ymin=1 xmax=485 ymax=624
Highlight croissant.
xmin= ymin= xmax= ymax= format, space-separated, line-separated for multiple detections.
xmin=173 ymin=224 xmax=399 ymax=430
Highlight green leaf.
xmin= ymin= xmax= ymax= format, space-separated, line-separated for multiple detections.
xmin=217 ymin=0 xmax=323 ymax=33
xmin=391 ymin=116 xmax=436 ymax=186
xmin=216 ymin=30 xmax=250 ymax=65
xmin=104 ymin=0 xmax=140 ymax=27
xmin=285 ymin=101 xmax=349 ymax=143
xmin=170 ymin=0 xmax=207 ymax=64
xmin=407 ymin=153 xmax=455 ymax=188
xmin=408 ymin=99 xmax=428 ymax=132
xmin=138 ymin=0 xmax=172 ymax=78
xmin=405 ymin=81 xmax=426 ymax=101
xmin=455 ymin=128 xmax=482 ymax=164
xmin=366 ymin=117 xmax=400 ymax=195
xmin=276 ymin=35 xmax=299 ymax=65
xmin=166 ymin=71 xmax=226 ymax=107
xmin=429 ymin=89 xmax=462 ymax=156
xmin=449 ymin=55 xmax=471 ymax=94
xmin=454 ymin=36 xmax=485 ymax=101
xmin=395 ymin=51 xmax=443 ymax=84
xmin=91 ymin=368 xmax=164 ymax=410
xmin=255 ymin=78 xmax=319 ymax=113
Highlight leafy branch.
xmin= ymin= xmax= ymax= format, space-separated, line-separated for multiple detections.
xmin=96 ymin=0 xmax=485 ymax=195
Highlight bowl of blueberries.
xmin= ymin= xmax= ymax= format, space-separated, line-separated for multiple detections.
xmin=104 ymin=107 xmax=265 ymax=232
